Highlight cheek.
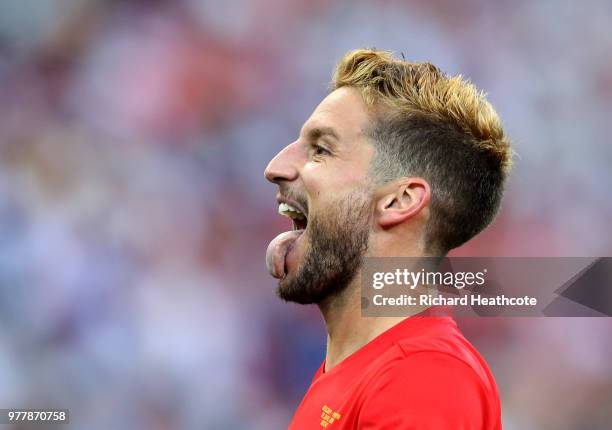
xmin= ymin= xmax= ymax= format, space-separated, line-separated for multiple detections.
xmin=301 ymin=163 xmax=326 ymax=199
xmin=302 ymin=160 xmax=370 ymax=197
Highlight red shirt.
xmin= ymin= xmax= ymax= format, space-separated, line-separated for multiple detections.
xmin=288 ymin=312 xmax=502 ymax=429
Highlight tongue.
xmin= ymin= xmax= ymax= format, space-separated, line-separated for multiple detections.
xmin=266 ymin=230 xmax=303 ymax=279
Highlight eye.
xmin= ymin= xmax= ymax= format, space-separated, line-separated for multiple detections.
xmin=312 ymin=144 xmax=331 ymax=157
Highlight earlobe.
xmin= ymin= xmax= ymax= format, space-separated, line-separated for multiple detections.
xmin=377 ymin=178 xmax=430 ymax=228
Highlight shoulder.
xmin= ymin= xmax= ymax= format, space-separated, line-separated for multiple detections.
xmin=368 ymin=350 xmax=488 ymax=399
xmin=358 ymin=320 xmax=501 ymax=429
xmin=396 ymin=317 xmax=498 ymax=394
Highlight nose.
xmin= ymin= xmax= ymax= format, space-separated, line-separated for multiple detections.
xmin=264 ymin=142 xmax=300 ymax=184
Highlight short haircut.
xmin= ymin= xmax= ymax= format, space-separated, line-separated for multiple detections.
xmin=332 ymin=49 xmax=512 ymax=255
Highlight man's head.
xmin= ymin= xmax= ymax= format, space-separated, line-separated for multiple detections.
xmin=265 ymin=48 xmax=512 ymax=304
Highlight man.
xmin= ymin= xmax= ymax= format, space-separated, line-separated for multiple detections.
xmin=264 ymin=49 xmax=511 ymax=429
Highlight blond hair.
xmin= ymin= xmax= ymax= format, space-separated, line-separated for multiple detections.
xmin=332 ymin=49 xmax=512 ymax=253
xmin=333 ymin=49 xmax=511 ymax=172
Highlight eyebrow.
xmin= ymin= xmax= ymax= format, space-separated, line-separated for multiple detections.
xmin=304 ymin=126 xmax=340 ymax=143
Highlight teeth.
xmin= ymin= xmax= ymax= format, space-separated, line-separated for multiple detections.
xmin=278 ymin=202 xmax=306 ymax=220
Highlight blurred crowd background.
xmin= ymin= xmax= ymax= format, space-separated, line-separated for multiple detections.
xmin=0 ymin=0 xmax=611 ymax=429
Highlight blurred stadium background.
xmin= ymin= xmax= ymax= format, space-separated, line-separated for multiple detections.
xmin=0 ymin=0 xmax=611 ymax=428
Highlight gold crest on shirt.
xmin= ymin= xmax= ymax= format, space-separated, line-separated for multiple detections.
xmin=320 ymin=405 xmax=341 ymax=427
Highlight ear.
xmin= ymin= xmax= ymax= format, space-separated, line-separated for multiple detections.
xmin=376 ymin=178 xmax=431 ymax=228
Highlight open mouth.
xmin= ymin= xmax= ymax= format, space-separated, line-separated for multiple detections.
xmin=266 ymin=201 xmax=309 ymax=279
xmin=278 ymin=202 xmax=308 ymax=230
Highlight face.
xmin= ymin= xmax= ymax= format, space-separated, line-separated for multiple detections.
xmin=264 ymin=87 xmax=376 ymax=304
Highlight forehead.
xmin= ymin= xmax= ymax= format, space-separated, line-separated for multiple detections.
xmin=300 ymin=87 xmax=370 ymax=141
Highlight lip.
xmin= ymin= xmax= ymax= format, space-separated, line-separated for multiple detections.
xmin=276 ymin=194 xmax=308 ymax=218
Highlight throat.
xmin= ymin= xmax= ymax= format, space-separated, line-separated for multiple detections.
xmin=319 ymin=283 xmax=410 ymax=372
xmin=319 ymin=285 xmax=364 ymax=371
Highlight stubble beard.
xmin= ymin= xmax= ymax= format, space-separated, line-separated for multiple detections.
xmin=276 ymin=190 xmax=372 ymax=305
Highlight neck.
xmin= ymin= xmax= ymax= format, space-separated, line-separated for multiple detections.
xmin=317 ymin=234 xmax=430 ymax=372
xmin=318 ymin=273 xmax=425 ymax=372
